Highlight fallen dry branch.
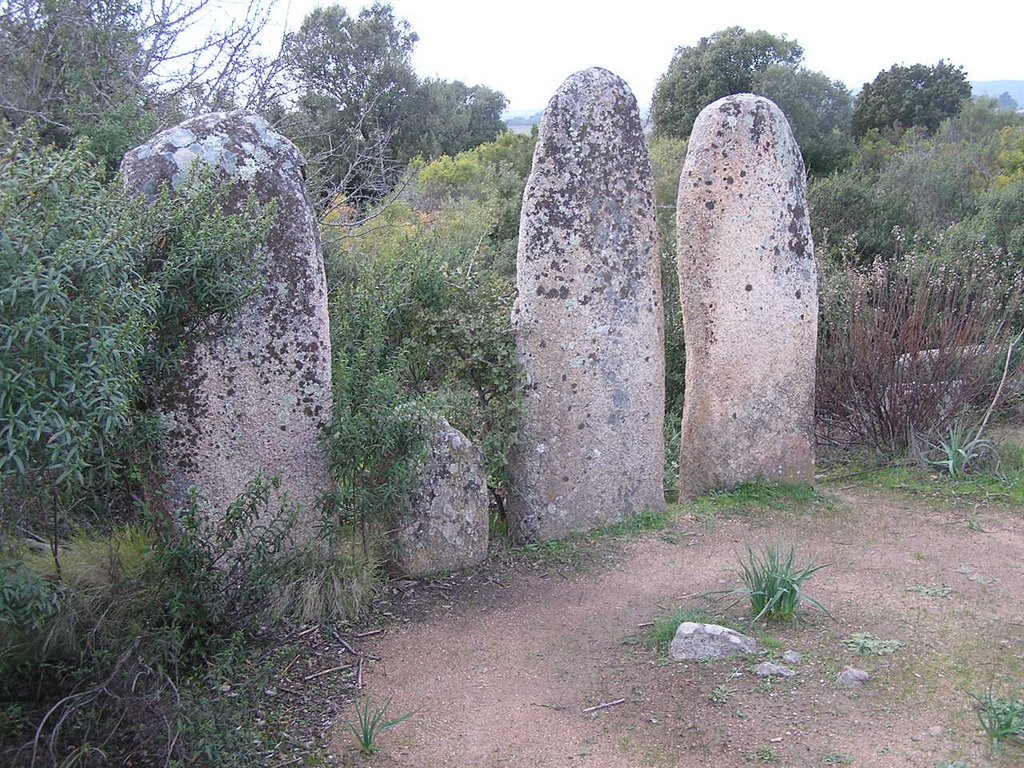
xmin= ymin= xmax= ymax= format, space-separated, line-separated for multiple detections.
xmin=581 ymin=698 xmax=626 ymax=713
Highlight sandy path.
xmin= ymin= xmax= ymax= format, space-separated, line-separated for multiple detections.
xmin=333 ymin=489 xmax=1024 ymax=767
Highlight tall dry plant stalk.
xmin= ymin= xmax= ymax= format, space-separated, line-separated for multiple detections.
xmin=816 ymin=250 xmax=1023 ymax=454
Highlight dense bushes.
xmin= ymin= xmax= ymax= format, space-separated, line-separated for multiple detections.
xmin=323 ymin=192 xmax=524 ymax=541
xmin=1 ymin=125 xmax=282 ymax=766
xmin=1 ymin=125 xmax=272 ymax=532
xmin=810 ymin=100 xmax=1024 ymax=265
xmin=808 ymin=99 xmax=1024 ymax=463
xmin=816 ymin=250 xmax=1023 ymax=455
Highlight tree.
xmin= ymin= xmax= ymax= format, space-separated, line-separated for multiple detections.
xmin=998 ymin=91 xmax=1019 ymax=112
xmin=651 ymin=26 xmax=803 ymax=138
xmin=397 ymin=79 xmax=507 ymax=162
xmin=752 ymin=64 xmax=854 ymax=175
xmin=851 ymin=61 xmax=971 ymax=139
xmin=0 ymin=0 xmax=280 ymax=172
xmin=282 ymin=4 xmax=509 ymax=210
xmin=282 ymin=2 xmax=419 ymax=205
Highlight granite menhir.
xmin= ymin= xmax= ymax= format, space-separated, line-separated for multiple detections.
xmin=507 ymin=68 xmax=665 ymax=543
xmin=122 ymin=111 xmax=332 ymax=533
xmin=676 ymin=94 xmax=817 ymax=500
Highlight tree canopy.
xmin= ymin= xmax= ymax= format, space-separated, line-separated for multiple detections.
xmin=651 ymin=26 xmax=803 ymax=139
xmin=851 ymin=61 xmax=972 ymax=139
xmin=752 ymin=64 xmax=854 ymax=175
xmin=280 ymin=2 xmax=507 ymax=208
xmin=0 ymin=0 xmax=281 ymax=171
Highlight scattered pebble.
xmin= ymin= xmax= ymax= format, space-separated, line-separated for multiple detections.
xmin=783 ymin=650 xmax=803 ymax=664
xmin=837 ymin=667 xmax=870 ymax=688
xmin=754 ymin=662 xmax=796 ymax=678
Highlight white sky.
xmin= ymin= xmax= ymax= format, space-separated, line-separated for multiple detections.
xmin=258 ymin=0 xmax=1023 ymax=114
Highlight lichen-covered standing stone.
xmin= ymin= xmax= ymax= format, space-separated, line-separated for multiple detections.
xmin=676 ymin=94 xmax=817 ymax=499
xmin=508 ymin=68 xmax=665 ymax=542
xmin=122 ymin=112 xmax=331 ymax=531
xmin=390 ymin=418 xmax=489 ymax=578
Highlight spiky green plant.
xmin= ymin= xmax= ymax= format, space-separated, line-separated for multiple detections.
xmin=924 ymin=416 xmax=994 ymax=479
xmin=345 ymin=697 xmax=415 ymax=755
xmin=969 ymin=689 xmax=1024 ymax=752
xmin=736 ymin=544 xmax=831 ymax=622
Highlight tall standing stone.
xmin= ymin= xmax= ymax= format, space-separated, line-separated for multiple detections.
xmin=508 ymin=68 xmax=665 ymax=543
xmin=122 ymin=112 xmax=332 ymax=530
xmin=676 ymin=94 xmax=817 ymax=499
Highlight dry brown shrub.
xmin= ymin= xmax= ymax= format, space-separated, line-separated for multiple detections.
xmin=816 ymin=249 xmax=1023 ymax=454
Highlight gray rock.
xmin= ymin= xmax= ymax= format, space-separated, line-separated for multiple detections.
xmin=122 ymin=112 xmax=331 ymax=535
xmin=390 ymin=418 xmax=490 ymax=578
xmin=753 ymin=661 xmax=796 ymax=677
xmin=669 ymin=622 xmax=757 ymax=661
xmin=782 ymin=649 xmax=803 ymax=665
xmin=837 ymin=667 xmax=871 ymax=688
xmin=676 ymin=94 xmax=817 ymax=500
xmin=508 ymin=67 xmax=665 ymax=543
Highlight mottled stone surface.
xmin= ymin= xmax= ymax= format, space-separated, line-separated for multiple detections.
xmin=669 ymin=622 xmax=757 ymax=661
xmin=507 ymin=68 xmax=665 ymax=543
xmin=676 ymin=94 xmax=817 ymax=500
xmin=837 ymin=667 xmax=871 ymax=688
xmin=122 ymin=111 xmax=331 ymax=531
xmin=390 ymin=418 xmax=489 ymax=578
xmin=753 ymin=661 xmax=796 ymax=678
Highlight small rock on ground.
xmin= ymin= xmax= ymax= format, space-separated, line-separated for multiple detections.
xmin=669 ymin=623 xmax=757 ymax=661
xmin=782 ymin=649 xmax=802 ymax=664
xmin=837 ymin=667 xmax=871 ymax=687
xmin=753 ymin=662 xmax=796 ymax=678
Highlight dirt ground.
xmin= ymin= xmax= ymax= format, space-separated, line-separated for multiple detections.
xmin=328 ymin=483 xmax=1024 ymax=768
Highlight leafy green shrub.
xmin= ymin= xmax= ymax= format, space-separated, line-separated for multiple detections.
xmin=0 ymin=558 xmax=59 ymax=635
xmin=324 ymin=203 xmax=524 ymax=545
xmin=405 ymin=131 xmax=535 ymax=271
xmin=0 ymin=124 xmax=289 ymax=765
xmin=1 ymin=123 xmax=272 ymax=532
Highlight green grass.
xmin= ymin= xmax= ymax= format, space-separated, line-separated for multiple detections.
xmin=502 ymin=506 xmax=677 ymax=569
xmin=823 ymin=441 xmax=1024 ymax=506
xmin=862 ymin=464 xmax=1024 ymax=505
xmin=681 ymin=481 xmax=831 ymax=528
xmin=733 ymin=543 xmax=831 ymax=622
xmin=968 ymin=688 xmax=1024 ymax=752
xmin=844 ymin=633 xmax=903 ymax=656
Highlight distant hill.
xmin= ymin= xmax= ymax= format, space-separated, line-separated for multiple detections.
xmin=504 ymin=111 xmax=543 ymax=135
xmin=972 ymin=80 xmax=1024 ymax=107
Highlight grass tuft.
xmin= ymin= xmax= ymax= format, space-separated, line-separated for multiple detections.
xmin=732 ymin=543 xmax=831 ymax=622
xmin=344 ymin=697 xmax=415 ymax=755
xmin=968 ymin=688 xmax=1024 ymax=752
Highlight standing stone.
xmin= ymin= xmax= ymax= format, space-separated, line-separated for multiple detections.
xmin=676 ymin=94 xmax=817 ymax=500
xmin=390 ymin=418 xmax=490 ymax=578
xmin=508 ymin=68 xmax=665 ymax=543
xmin=122 ymin=111 xmax=331 ymax=532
